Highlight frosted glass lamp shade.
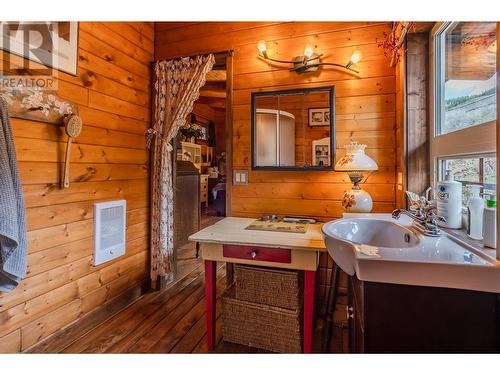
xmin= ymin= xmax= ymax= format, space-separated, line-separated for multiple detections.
xmin=336 ymin=142 xmax=378 ymax=213
xmin=335 ymin=141 xmax=378 ymax=172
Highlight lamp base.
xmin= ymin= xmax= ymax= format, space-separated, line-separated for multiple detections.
xmin=342 ymin=188 xmax=373 ymax=213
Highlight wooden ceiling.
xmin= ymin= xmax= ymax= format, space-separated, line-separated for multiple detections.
xmin=199 ymin=68 xmax=226 ymax=109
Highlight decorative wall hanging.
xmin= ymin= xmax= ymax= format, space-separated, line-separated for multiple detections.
xmin=0 ymin=88 xmax=78 ymax=124
xmin=147 ymin=54 xmax=215 ymax=284
xmin=308 ymin=107 xmax=330 ymax=127
xmin=377 ymin=22 xmax=415 ymax=67
xmin=0 ymin=22 xmax=79 ymax=75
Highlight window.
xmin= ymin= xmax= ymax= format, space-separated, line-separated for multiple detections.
xmin=440 ymin=156 xmax=497 ymax=205
xmin=431 ymin=22 xmax=497 ymax=203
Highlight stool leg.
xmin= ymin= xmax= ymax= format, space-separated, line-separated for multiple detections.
xmin=321 ymin=263 xmax=340 ymax=352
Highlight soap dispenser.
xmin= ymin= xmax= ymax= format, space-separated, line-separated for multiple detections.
xmin=436 ymin=170 xmax=462 ymax=229
xmin=467 ymin=185 xmax=484 ymax=240
xmin=483 ymin=194 xmax=496 ymax=248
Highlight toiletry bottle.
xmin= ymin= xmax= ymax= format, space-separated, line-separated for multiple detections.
xmin=483 ymin=194 xmax=496 ymax=248
xmin=467 ymin=185 xmax=484 ymax=240
xmin=436 ymin=170 xmax=462 ymax=229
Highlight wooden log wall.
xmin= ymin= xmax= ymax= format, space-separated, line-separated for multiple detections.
xmin=0 ymin=22 xmax=154 ymax=352
xmin=156 ymin=22 xmax=400 ymax=351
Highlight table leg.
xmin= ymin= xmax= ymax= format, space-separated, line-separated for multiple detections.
xmin=204 ymin=260 xmax=216 ymax=351
xmin=304 ymin=270 xmax=316 ymax=353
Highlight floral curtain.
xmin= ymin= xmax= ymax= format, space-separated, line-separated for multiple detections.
xmin=147 ymin=54 xmax=215 ymax=282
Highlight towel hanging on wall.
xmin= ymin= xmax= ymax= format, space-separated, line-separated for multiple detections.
xmin=0 ymin=97 xmax=27 ymax=292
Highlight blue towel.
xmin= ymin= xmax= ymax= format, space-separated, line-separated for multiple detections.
xmin=0 ymin=96 xmax=27 ymax=292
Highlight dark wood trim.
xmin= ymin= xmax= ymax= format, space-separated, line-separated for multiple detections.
xmin=225 ymin=51 xmax=233 ymax=217
xmin=405 ymin=32 xmax=430 ymax=197
xmin=225 ymin=51 xmax=234 ymax=285
xmin=251 ymin=86 xmax=335 ymax=171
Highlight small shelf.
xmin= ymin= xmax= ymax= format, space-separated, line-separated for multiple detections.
xmin=177 ymin=141 xmax=202 ymax=170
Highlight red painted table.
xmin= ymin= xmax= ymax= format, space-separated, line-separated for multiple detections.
xmin=189 ymin=217 xmax=326 ymax=353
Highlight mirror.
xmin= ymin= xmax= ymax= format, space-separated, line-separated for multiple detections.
xmin=251 ymin=86 xmax=335 ymax=170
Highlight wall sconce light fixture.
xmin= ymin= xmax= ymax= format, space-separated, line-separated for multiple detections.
xmin=257 ymin=41 xmax=361 ymax=74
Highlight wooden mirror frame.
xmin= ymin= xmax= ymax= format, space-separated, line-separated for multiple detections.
xmin=251 ymin=86 xmax=335 ymax=171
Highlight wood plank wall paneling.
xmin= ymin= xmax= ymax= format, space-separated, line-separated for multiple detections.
xmin=156 ymin=21 xmax=397 ymax=220
xmin=0 ymin=22 xmax=153 ymax=352
xmin=155 ymin=22 xmax=398 ymax=321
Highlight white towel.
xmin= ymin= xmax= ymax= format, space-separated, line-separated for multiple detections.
xmin=355 ymin=244 xmax=381 ymax=257
xmin=0 ymin=97 xmax=28 ymax=292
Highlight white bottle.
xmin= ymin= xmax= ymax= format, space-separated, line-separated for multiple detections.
xmin=467 ymin=185 xmax=484 ymax=240
xmin=436 ymin=170 xmax=462 ymax=229
xmin=483 ymin=195 xmax=496 ymax=248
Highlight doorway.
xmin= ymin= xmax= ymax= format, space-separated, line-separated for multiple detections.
xmin=173 ymin=51 xmax=233 ymax=274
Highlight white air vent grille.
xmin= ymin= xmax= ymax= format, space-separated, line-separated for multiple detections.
xmin=93 ymin=200 xmax=126 ymax=266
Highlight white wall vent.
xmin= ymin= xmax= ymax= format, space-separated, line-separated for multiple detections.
xmin=93 ymin=200 xmax=126 ymax=266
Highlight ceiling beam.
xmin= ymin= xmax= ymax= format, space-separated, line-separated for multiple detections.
xmin=206 ymin=70 xmax=226 ymax=82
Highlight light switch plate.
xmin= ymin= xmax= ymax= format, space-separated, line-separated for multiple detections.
xmin=233 ymin=169 xmax=249 ymax=185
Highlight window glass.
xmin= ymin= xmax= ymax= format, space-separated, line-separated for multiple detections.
xmin=441 ymin=156 xmax=497 ymax=205
xmin=438 ymin=22 xmax=497 ymax=135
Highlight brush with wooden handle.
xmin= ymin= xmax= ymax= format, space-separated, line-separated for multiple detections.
xmin=62 ymin=114 xmax=83 ymax=189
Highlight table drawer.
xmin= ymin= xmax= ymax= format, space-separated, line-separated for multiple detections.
xmin=223 ymin=245 xmax=291 ymax=264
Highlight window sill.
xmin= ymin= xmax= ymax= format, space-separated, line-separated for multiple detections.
xmin=441 ymin=227 xmax=497 ymax=259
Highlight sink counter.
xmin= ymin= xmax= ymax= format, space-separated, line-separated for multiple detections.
xmin=322 ymin=213 xmax=500 ymax=293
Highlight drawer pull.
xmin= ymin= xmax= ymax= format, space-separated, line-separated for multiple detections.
xmin=222 ymin=245 xmax=291 ymax=264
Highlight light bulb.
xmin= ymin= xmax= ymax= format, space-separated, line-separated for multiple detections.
xmin=350 ymin=51 xmax=361 ymax=64
xmin=257 ymin=40 xmax=267 ymax=55
xmin=304 ymin=44 xmax=314 ymax=58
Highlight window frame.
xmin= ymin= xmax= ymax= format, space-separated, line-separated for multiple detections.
xmin=429 ymin=22 xmax=497 ymax=191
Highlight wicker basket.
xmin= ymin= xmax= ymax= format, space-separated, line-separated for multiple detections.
xmin=234 ymin=264 xmax=302 ymax=310
xmin=222 ymin=285 xmax=302 ymax=353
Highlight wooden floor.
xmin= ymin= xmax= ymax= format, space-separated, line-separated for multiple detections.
xmin=30 ymin=212 xmax=339 ymax=353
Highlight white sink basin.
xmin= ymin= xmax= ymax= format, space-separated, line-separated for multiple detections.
xmin=322 ymin=213 xmax=500 ymax=293
xmin=327 ymin=218 xmax=420 ymax=248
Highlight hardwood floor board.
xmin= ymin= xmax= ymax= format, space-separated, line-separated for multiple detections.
xmin=127 ymin=266 xmax=226 ymax=353
xmin=63 ymin=263 xmax=208 ymax=353
xmin=104 ymin=263 xmax=213 ymax=353
xmin=149 ymin=279 xmax=226 ymax=353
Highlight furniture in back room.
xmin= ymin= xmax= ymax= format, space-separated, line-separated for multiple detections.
xmin=174 ymin=161 xmax=200 ymax=255
xmin=189 ymin=217 xmax=326 ymax=353
xmin=200 ymin=144 xmax=214 ymax=166
xmin=213 ymin=188 xmax=226 ymax=216
xmin=200 ymin=173 xmax=209 ymax=206
xmin=177 ymin=141 xmax=202 ymax=170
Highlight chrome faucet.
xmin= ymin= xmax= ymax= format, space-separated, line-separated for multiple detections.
xmin=392 ymin=192 xmax=446 ymax=237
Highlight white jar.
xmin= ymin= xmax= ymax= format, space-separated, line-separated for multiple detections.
xmin=483 ymin=195 xmax=496 ymax=248
xmin=467 ymin=185 xmax=484 ymax=240
xmin=436 ymin=170 xmax=462 ymax=229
